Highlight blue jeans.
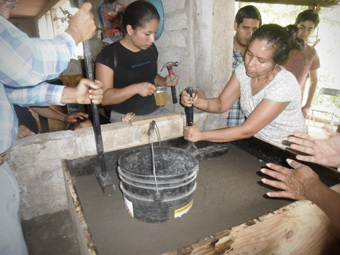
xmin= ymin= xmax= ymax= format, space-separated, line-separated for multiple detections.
xmin=0 ymin=162 xmax=28 ymax=255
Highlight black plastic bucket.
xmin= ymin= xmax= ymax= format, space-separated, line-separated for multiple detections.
xmin=118 ymin=146 xmax=199 ymax=223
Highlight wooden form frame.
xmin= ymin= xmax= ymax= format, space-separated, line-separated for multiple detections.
xmin=63 ymin=136 xmax=340 ymax=254
xmin=164 ymin=137 xmax=340 ymax=254
xmin=165 ymin=185 xmax=340 ymax=254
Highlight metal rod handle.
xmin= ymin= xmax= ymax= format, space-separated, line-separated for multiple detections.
xmin=185 ymin=86 xmax=194 ymax=126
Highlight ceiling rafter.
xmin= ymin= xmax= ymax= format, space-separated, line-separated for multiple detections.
xmin=235 ymin=0 xmax=340 ymax=7
xmin=9 ymin=0 xmax=340 ymax=19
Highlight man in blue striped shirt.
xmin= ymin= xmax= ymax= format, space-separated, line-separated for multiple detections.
xmin=0 ymin=1 xmax=102 ymax=254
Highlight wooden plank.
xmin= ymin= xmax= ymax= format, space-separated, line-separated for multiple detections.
xmin=63 ymin=161 xmax=98 ymax=255
xmin=164 ymin=185 xmax=340 ymax=255
xmin=234 ymin=0 xmax=340 ymax=7
xmin=129 ymin=112 xmax=182 ymax=126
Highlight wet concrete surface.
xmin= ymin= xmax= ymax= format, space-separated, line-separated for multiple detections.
xmin=71 ymin=144 xmax=293 ymax=255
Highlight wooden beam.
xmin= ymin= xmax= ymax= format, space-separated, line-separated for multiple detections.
xmin=235 ymin=0 xmax=340 ymax=7
xmin=129 ymin=113 xmax=182 ymax=126
xmin=35 ymin=0 xmax=67 ymax=21
xmin=164 ymin=185 xmax=340 ymax=255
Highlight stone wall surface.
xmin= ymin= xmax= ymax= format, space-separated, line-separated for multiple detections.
xmin=156 ymin=0 xmax=234 ymax=112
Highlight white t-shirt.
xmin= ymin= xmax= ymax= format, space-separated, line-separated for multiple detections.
xmin=235 ymin=63 xmax=308 ymax=148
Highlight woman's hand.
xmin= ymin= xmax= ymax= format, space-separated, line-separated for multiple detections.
xmin=164 ymin=74 xmax=179 ymax=87
xmin=136 ymin=82 xmax=156 ymax=97
xmin=288 ymin=131 xmax=340 ymax=167
xmin=301 ymin=106 xmax=310 ymax=117
xmin=184 ymin=125 xmax=202 ymax=142
xmin=180 ymin=89 xmax=198 ymax=108
xmin=261 ymin=159 xmax=320 ymax=200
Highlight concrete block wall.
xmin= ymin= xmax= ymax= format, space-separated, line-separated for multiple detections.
xmin=156 ymin=0 xmax=235 ymax=114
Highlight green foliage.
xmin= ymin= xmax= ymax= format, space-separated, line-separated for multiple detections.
xmin=52 ymin=8 xmax=72 ymax=23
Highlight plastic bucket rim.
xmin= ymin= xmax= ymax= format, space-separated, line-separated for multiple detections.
xmin=119 ymin=172 xmax=197 ymax=191
xmin=120 ymin=181 xmax=197 ymax=203
xmin=117 ymin=146 xmax=199 ymax=178
xmin=117 ymin=165 xmax=198 ymax=184
xmin=117 ymin=164 xmax=199 ymax=180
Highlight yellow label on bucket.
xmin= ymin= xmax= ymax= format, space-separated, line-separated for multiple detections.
xmin=174 ymin=199 xmax=193 ymax=218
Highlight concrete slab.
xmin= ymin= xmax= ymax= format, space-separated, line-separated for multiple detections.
xmin=71 ymin=144 xmax=292 ymax=255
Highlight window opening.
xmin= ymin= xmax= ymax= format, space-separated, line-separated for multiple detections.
xmin=38 ymin=0 xmax=83 ymax=59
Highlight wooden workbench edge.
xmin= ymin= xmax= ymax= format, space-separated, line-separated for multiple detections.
xmin=164 ymin=184 xmax=340 ymax=255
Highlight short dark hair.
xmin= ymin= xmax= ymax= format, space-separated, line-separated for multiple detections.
xmin=295 ymin=10 xmax=320 ymax=28
xmin=115 ymin=0 xmax=160 ymax=35
xmin=249 ymin=24 xmax=305 ymax=65
xmin=67 ymin=117 xmax=89 ymax=131
xmin=235 ymin=5 xmax=262 ymax=26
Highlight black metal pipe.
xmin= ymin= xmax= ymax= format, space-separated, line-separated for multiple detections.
xmin=77 ymin=1 xmax=115 ymax=193
xmin=185 ymin=87 xmax=194 ymax=126
xmin=171 ymin=86 xmax=178 ymax=104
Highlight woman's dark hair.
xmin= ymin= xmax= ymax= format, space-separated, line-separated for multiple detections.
xmin=114 ymin=0 xmax=160 ymax=35
xmin=249 ymin=24 xmax=305 ymax=65
xmin=67 ymin=117 xmax=89 ymax=131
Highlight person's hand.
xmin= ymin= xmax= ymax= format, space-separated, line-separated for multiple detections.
xmin=183 ymin=125 xmax=202 ymax=142
xmin=65 ymin=112 xmax=89 ymax=123
xmin=164 ymin=74 xmax=179 ymax=87
xmin=65 ymin=2 xmax=96 ymax=45
xmin=136 ymin=82 xmax=156 ymax=97
xmin=121 ymin=112 xmax=135 ymax=122
xmin=180 ymin=89 xmax=198 ymax=108
xmin=288 ymin=131 xmax=340 ymax=167
xmin=75 ymin=79 xmax=104 ymax=104
xmin=17 ymin=125 xmax=35 ymax=139
xmin=301 ymin=105 xmax=310 ymax=117
xmin=261 ymin=159 xmax=320 ymax=200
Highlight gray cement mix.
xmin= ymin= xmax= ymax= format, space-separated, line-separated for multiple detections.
xmin=72 ymin=144 xmax=292 ymax=255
